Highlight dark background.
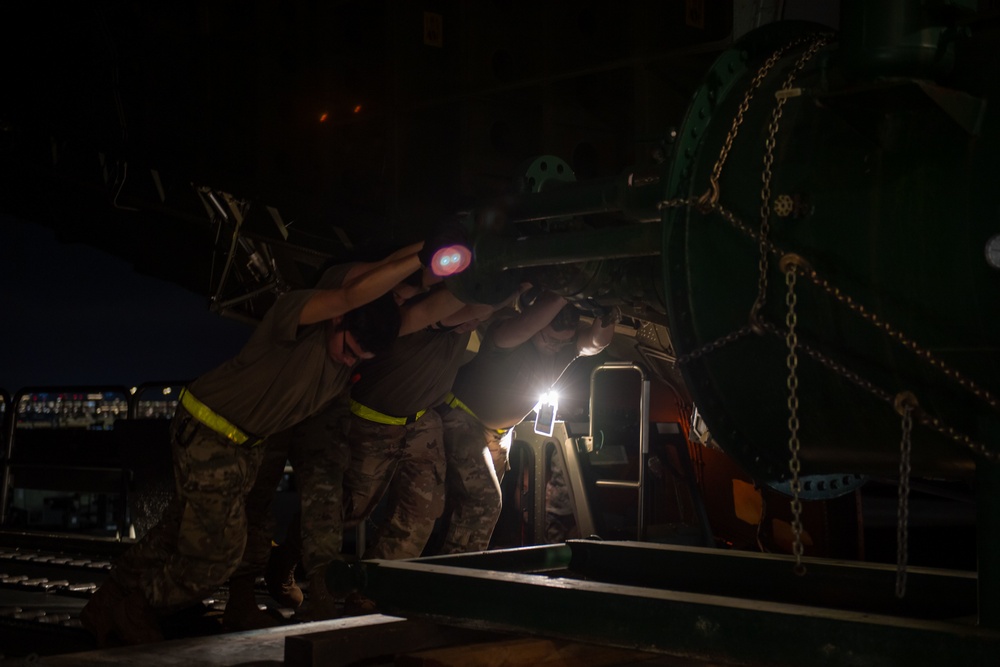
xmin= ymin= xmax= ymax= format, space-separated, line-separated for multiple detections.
xmin=0 ymin=1 xmax=840 ymax=392
xmin=1 ymin=214 xmax=249 ymax=391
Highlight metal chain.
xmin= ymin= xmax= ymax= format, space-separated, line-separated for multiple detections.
xmin=758 ymin=319 xmax=997 ymax=461
xmin=698 ymin=35 xmax=817 ymax=210
xmin=784 ymin=263 xmax=807 ymax=575
xmin=895 ymin=394 xmax=915 ymax=598
xmin=796 ymin=268 xmax=998 ymax=413
xmin=657 ymin=196 xmax=699 ymax=212
xmin=656 ymin=34 xmax=995 ymax=464
xmin=910 ymin=410 xmax=997 ymax=461
xmin=659 ymin=196 xmax=758 ymax=365
xmin=663 ymin=198 xmax=997 ymax=458
xmin=668 ymin=194 xmax=998 ymax=459
xmin=676 ymin=325 xmax=755 ymax=365
xmin=711 ymin=202 xmax=999 ymax=416
xmin=681 ymin=187 xmax=999 ymax=418
xmin=752 ymin=36 xmax=831 ymax=325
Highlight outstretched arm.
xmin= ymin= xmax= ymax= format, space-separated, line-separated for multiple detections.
xmin=491 ymin=290 xmax=568 ymax=349
xmin=576 ymin=306 xmax=620 ymax=356
xmin=434 ymin=281 xmax=527 ymax=331
xmin=398 ymin=286 xmax=468 ymax=335
xmin=298 ymin=243 xmax=424 ymax=325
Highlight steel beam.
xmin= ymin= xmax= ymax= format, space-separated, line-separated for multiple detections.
xmin=364 ymin=542 xmax=998 ymax=667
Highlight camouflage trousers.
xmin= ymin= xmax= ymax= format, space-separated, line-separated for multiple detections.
xmin=344 ymin=409 xmax=445 ymax=559
xmin=236 ymin=396 xmax=351 ymax=579
xmin=111 ymin=405 xmax=265 ymax=610
xmin=437 ymin=406 xmax=511 ymax=554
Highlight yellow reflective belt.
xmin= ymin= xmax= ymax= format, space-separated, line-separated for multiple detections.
xmin=444 ymin=392 xmax=507 ymax=435
xmin=179 ymin=388 xmax=260 ymax=446
xmin=349 ymin=399 xmax=426 ymax=426
xmin=445 ymin=392 xmax=477 ymax=419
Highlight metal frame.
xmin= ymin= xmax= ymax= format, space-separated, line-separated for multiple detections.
xmin=0 ymin=386 xmax=132 ymax=534
xmin=364 ymin=540 xmax=1000 ymax=667
xmin=508 ymin=421 xmax=596 ymax=544
xmin=588 ymin=362 xmax=650 ymax=540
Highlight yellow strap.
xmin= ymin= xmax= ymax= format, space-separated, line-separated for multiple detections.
xmin=445 ymin=392 xmax=477 ymax=419
xmin=444 ymin=392 xmax=507 ymax=435
xmin=179 ymin=388 xmax=257 ymax=446
xmin=349 ymin=399 xmax=426 ymax=426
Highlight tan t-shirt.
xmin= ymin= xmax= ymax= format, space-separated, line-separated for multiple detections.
xmin=185 ymin=264 xmax=355 ymax=437
xmin=450 ymin=325 xmax=578 ymax=430
xmin=350 ymin=328 xmax=472 ymax=417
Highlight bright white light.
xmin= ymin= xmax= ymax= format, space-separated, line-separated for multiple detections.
xmin=539 ymin=390 xmax=559 ymax=405
xmin=534 ymin=390 xmax=559 ymax=436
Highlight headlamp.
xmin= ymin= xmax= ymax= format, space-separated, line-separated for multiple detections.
xmin=430 ymin=244 xmax=471 ymax=277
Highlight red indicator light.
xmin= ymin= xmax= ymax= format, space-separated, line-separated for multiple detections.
xmin=430 ymin=244 xmax=471 ymax=277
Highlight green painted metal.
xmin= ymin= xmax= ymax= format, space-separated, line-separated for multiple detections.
xmin=444 ymin=165 xmax=667 ymax=309
xmin=445 ymin=223 xmax=663 ymax=309
xmin=518 ymin=155 xmax=576 ymax=196
xmin=659 ymin=18 xmax=1000 ymax=483
xmin=565 ymin=540 xmax=975 ymax=620
xmin=406 ymin=543 xmax=572 ymax=573
xmin=472 ymin=223 xmax=661 ymax=274
xmin=501 ymin=171 xmax=664 ymax=225
xmin=363 ymin=542 xmax=1000 ymax=667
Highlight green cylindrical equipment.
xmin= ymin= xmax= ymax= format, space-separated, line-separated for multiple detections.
xmin=661 ymin=17 xmax=999 ymax=482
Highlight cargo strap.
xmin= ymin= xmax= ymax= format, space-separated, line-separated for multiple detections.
xmin=444 ymin=392 xmax=507 ymax=435
xmin=178 ymin=388 xmax=263 ymax=447
xmin=350 ymin=399 xmax=426 ymax=426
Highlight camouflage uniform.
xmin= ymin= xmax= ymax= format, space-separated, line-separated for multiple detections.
xmin=113 ymin=408 xmax=265 ymax=609
xmin=437 ymin=406 xmax=510 ymax=553
xmin=343 ymin=408 xmax=446 ymax=559
xmin=294 ymin=399 xmax=353 ymax=574
xmin=234 ymin=395 xmax=351 ymax=580
xmin=544 ymin=445 xmax=578 ymax=543
xmin=96 ymin=264 xmax=356 ymax=613
xmin=343 ymin=327 xmax=470 ymax=559
xmin=437 ymin=321 xmax=578 ymax=553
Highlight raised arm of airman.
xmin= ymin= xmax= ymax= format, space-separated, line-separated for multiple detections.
xmin=232 ymin=269 xmax=496 ymax=625
xmin=78 ymin=241 xmax=458 ymax=645
xmin=80 ymin=220 xmax=620 ymax=643
xmin=434 ymin=290 xmax=617 ymax=554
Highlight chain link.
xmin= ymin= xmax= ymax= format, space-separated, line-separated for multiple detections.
xmin=658 ymin=211 xmax=1000 ymax=461
xmin=702 ymin=206 xmax=1000 ymax=422
xmin=665 ymin=194 xmax=998 ymax=461
xmin=797 ymin=268 xmax=999 ymax=413
xmin=759 ymin=320 xmax=998 ymax=461
xmin=698 ymin=37 xmax=815 ymax=210
xmin=657 ymin=33 xmax=996 ymax=468
xmin=675 ymin=325 xmax=755 ymax=365
xmin=895 ymin=395 xmax=915 ymax=598
xmin=784 ymin=265 xmax=807 ymax=575
xmin=752 ymin=36 xmax=831 ymax=326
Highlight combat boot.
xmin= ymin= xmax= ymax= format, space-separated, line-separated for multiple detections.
xmin=295 ymin=565 xmax=340 ymax=621
xmin=328 ymin=560 xmax=377 ymax=616
xmin=343 ymin=591 xmax=378 ymax=616
xmin=80 ymin=578 xmax=164 ymax=646
xmin=264 ymin=542 xmax=303 ymax=608
xmin=80 ymin=578 xmax=125 ymax=646
xmin=223 ymin=575 xmax=281 ymax=631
